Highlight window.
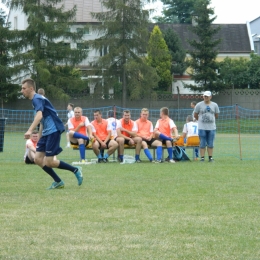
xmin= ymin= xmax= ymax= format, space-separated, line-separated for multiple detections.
xmin=14 ymin=16 xmax=17 ymax=30
xmin=76 ymin=27 xmax=90 ymax=35
xmin=99 ymin=46 xmax=108 ymax=56
xmin=77 ymin=43 xmax=89 ymax=50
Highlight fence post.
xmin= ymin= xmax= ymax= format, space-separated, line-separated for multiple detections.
xmin=235 ymin=104 xmax=242 ymax=160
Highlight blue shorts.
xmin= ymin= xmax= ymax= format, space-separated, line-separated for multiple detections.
xmin=198 ymin=130 xmax=216 ymax=149
xmin=36 ymin=131 xmax=63 ymax=157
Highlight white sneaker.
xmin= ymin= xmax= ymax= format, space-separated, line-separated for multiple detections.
xmin=169 ymin=159 xmax=176 ymax=163
xmin=66 ymin=143 xmax=70 ymax=148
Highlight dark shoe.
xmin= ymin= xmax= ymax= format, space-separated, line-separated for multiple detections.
xmin=98 ymin=158 xmax=103 ymax=163
xmin=200 ymin=158 xmax=205 ymax=162
xmin=103 ymin=158 xmax=108 ymax=163
xmin=135 ymin=159 xmax=142 ymax=163
xmin=154 ymin=160 xmax=163 ymax=163
xmin=209 ymin=158 xmax=214 ymax=163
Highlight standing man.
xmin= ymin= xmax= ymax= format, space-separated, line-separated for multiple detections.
xmin=68 ymin=107 xmax=93 ymax=162
xmin=194 ymin=91 xmax=220 ymax=162
xmin=154 ymin=107 xmax=180 ymax=163
xmin=24 ymin=130 xmax=39 ymax=164
xmin=65 ymin=103 xmax=74 ymax=148
xmin=91 ymin=110 xmax=118 ymax=163
xmin=21 ymin=78 xmax=83 ymax=189
xmin=116 ymin=110 xmax=142 ymax=163
xmin=136 ymin=108 xmax=163 ymax=163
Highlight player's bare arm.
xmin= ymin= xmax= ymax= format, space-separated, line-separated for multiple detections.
xmin=194 ymin=112 xmax=199 ymax=121
xmin=87 ymin=125 xmax=93 ymax=140
xmin=24 ymin=111 xmax=43 ymax=139
xmin=172 ymin=128 xmax=180 ymax=140
xmin=215 ymin=113 xmax=219 ymax=119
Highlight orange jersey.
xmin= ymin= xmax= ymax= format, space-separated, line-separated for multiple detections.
xmin=136 ymin=118 xmax=153 ymax=139
xmin=91 ymin=119 xmax=111 ymax=141
xmin=68 ymin=116 xmax=90 ymax=136
xmin=119 ymin=119 xmax=137 ymax=137
xmin=155 ymin=117 xmax=176 ymax=137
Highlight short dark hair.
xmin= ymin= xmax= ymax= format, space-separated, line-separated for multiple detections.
xmin=108 ymin=110 xmax=114 ymax=118
xmin=191 ymin=101 xmax=197 ymax=106
xmin=123 ymin=110 xmax=130 ymax=114
xmin=32 ymin=130 xmax=39 ymax=135
xmin=21 ymin=78 xmax=36 ymax=90
xmin=68 ymin=103 xmax=74 ymax=108
xmin=160 ymin=107 xmax=169 ymax=116
xmin=94 ymin=110 xmax=101 ymax=115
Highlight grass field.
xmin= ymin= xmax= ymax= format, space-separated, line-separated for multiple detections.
xmin=1 ymin=156 xmax=260 ymax=259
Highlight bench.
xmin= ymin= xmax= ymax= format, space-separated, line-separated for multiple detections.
xmin=71 ymin=136 xmax=200 ymax=161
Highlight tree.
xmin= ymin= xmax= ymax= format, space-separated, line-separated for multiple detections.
xmin=9 ymin=0 xmax=88 ymax=100
xmin=163 ymin=28 xmax=186 ymax=75
xmin=218 ymin=57 xmax=249 ymax=89
xmin=147 ymin=25 xmax=172 ymax=92
xmin=0 ymin=8 xmax=19 ymax=114
xmin=91 ymin=0 xmax=159 ymax=106
xmin=156 ymin=0 xmax=196 ymax=24
xmin=248 ymin=53 xmax=260 ymax=89
xmin=185 ymin=0 xmax=222 ymax=92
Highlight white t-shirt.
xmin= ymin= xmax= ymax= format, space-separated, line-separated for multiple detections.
xmin=107 ymin=117 xmax=120 ymax=138
xmin=67 ymin=110 xmax=74 ymax=119
xmin=182 ymin=121 xmax=199 ymax=138
xmin=116 ymin=120 xmax=138 ymax=132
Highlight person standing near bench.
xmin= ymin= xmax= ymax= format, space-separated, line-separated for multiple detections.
xmin=65 ymin=103 xmax=74 ymax=148
xmin=194 ymin=91 xmax=220 ymax=162
xmin=68 ymin=107 xmax=93 ymax=163
xmin=91 ymin=110 xmax=118 ymax=163
xmin=21 ymin=78 xmax=83 ymax=189
xmin=154 ymin=107 xmax=180 ymax=163
xmin=136 ymin=108 xmax=163 ymax=163
xmin=116 ymin=110 xmax=142 ymax=163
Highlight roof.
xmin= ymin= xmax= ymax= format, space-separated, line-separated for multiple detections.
xmin=250 ymin=16 xmax=260 ymax=23
xmin=154 ymin=23 xmax=251 ymax=54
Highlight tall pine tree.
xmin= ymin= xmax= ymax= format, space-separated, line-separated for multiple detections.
xmin=147 ymin=25 xmax=172 ymax=92
xmin=163 ymin=28 xmax=186 ymax=75
xmin=157 ymin=0 xmax=196 ymax=24
xmin=185 ymin=0 xmax=222 ymax=92
xmin=0 ymin=8 xmax=19 ymax=113
xmin=9 ymin=0 xmax=88 ymax=99
xmin=91 ymin=0 xmax=159 ymax=106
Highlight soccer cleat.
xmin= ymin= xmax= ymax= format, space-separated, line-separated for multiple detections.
xmin=47 ymin=180 xmax=65 ymax=190
xmin=200 ymin=158 xmax=205 ymax=162
xmin=135 ymin=159 xmax=142 ymax=163
xmin=209 ymin=158 xmax=215 ymax=163
xmin=98 ymin=158 xmax=103 ymax=163
xmin=168 ymin=159 xmax=176 ymax=163
xmin=154 ymin=160 xmax=163 ymax=163
xmin=164 ymin=157 xmax=170 ymax=162
xmin=103 ymin=158 xmax=108 ymax=163
xmin=74 ymin=166 xmax=83 ymax=186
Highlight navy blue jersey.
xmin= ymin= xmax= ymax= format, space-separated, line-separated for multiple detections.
xmin=32 ymin=94 xmax=65 ymax=136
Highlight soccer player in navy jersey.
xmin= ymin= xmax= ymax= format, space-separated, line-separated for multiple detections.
xmin=21 ymin=78 xmax=83 ymax=189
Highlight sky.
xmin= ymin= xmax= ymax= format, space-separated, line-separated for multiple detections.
xmin=147 ymin=0 xmax=259 ymax=23
xmin=0 ymin=0 xmax=259 ymax=23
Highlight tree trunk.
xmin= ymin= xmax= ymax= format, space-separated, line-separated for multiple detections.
xmin=122 ymin=65 xmax=126 ymax=108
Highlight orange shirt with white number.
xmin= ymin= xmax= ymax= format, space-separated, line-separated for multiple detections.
xmin=117 ymin=119 xmax=138 ymax=138
xmin=68 ymin=116 xmax=90 ymax=136
xmin=136 ymin=118 xmax=153 ymax=139
xmin=155 ymin=117 xmax=176 ymax=138
xmin=91 ymin=119 xmax=111 ymax=141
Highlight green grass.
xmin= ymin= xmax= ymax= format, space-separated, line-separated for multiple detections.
xmin=1 ymin=159 xmax=260 ymax=259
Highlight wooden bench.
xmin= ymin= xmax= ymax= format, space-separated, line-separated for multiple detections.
xmin=71 ymin=136 xmax=200 ymax=161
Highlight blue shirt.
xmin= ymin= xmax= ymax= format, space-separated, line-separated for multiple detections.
xmin=32 ymin=94 xmax=65 ymax=136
